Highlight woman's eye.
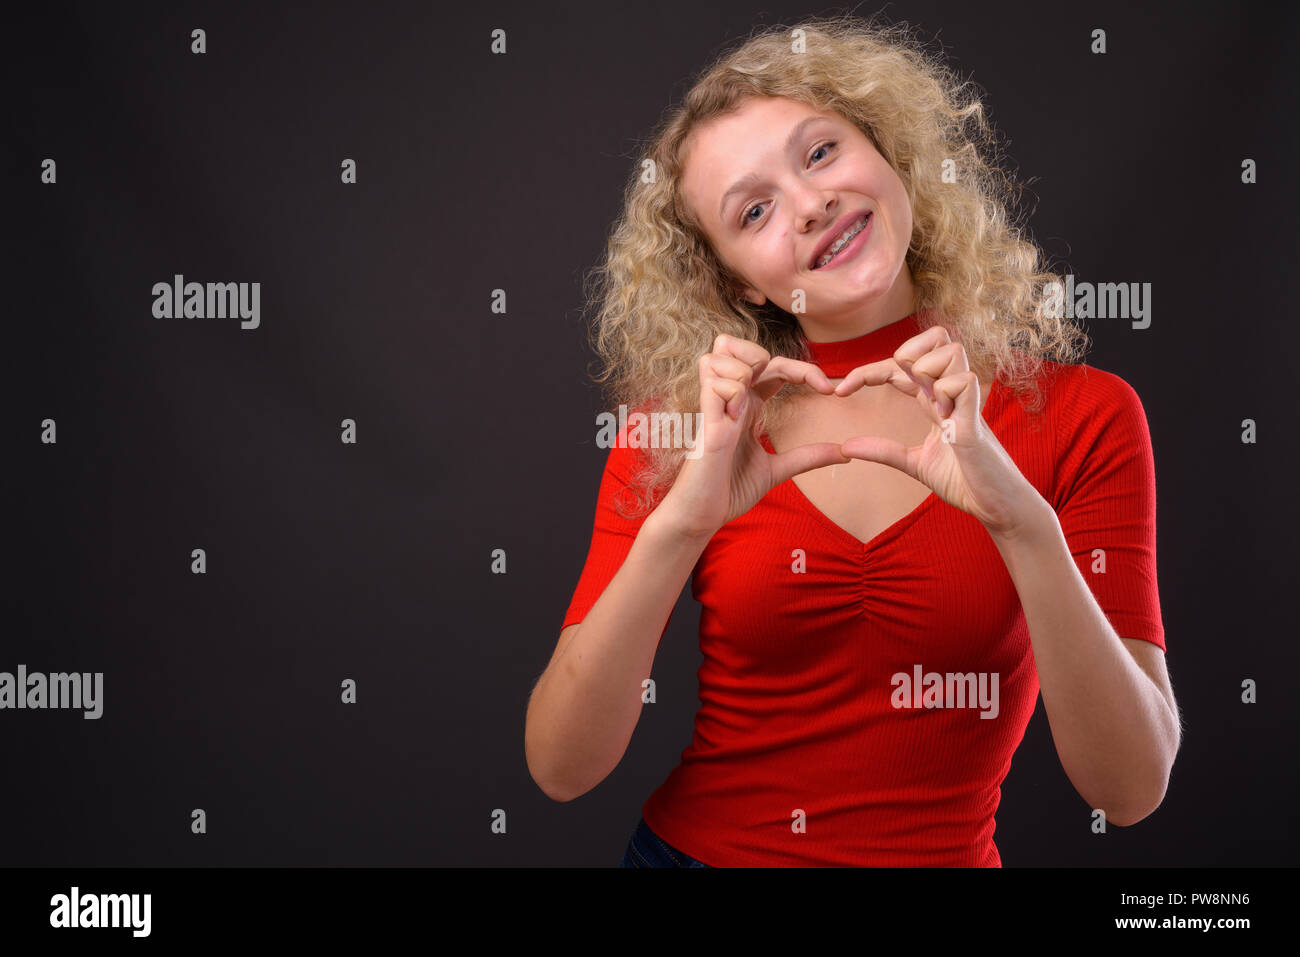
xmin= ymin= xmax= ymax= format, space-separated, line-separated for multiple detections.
xmin=810 ymin=140 xmax=837 ymax=163
xmin=740 ymin=141 xmax=837 ymax=228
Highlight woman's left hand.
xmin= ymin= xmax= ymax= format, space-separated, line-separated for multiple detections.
xmin=833 ymin=323 xmax=1044 ymax=538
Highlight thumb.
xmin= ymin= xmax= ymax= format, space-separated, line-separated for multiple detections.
xmin=769 ymin=442 xmax=852 ymax=488
xmin=839 ymin=436 xmax=914 ymax=478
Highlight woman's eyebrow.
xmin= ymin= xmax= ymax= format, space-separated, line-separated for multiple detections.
xmin=717 ymin=116 xmax=831 ymax=222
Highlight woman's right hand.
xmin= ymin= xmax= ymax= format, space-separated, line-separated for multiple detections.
xmin=655 ymin=333 xmax=851 ymax=540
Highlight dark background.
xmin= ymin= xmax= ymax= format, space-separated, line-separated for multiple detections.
xmin=5 ymin=0 xmax=1297 ymax=866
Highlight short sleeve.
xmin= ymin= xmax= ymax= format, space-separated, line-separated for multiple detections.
xmin=559 ymin=435 xmax=674 ymax=636
xmin=1051 ymin=366 xmax=1166 ymax=651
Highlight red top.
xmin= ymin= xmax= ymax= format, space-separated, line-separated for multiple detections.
xmin=560 ymin=311 xmax=1165 ymax=866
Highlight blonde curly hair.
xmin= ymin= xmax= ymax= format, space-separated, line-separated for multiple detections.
xmin=580 ymin=13 xmax=1089 ymax=518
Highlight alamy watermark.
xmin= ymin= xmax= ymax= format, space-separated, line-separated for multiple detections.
xmin=891 ymin=664 xmax=999 ymax=719
xmin=50 ymin=886 xmax=150 ymax=937
xmin=1043 ymin=274 xmax=1151 ymax=329
xmin=152 ymin=274 xmax=260 ymax=329
xmin=596 ymin=404 xmax=705 ymax=458
xmin=0 ymin=665 xmax=103 ymax=718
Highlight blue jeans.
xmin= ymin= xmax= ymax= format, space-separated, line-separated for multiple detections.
xmin=619 ymin=816 xmax=711 ymax=867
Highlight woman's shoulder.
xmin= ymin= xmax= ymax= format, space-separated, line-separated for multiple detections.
xmin=1021 ymin=358 xmax=1156 ymax=464
xmin=1033 ymin=358 xmax=1148 ymax=416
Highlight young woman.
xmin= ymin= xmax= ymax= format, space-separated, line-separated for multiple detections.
xmin=524 ymin=15 xmax=1181 ymax=867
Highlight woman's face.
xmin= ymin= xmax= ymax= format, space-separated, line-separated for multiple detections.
xmin=680 ymin=95 xmax=916 ymax=339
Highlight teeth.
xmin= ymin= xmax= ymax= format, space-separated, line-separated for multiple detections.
xmin=816 ymin=214 xmax=869 ymax=268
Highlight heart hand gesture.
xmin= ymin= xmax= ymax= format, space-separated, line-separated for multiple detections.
xmin=656 ymin=334 xmax=851 ymax=541
xmin=833 ymin=323 xmax=1041 ymax=538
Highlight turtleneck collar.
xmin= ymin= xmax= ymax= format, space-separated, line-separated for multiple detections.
xmin=800 ymin=310 xmax=926 ymax=378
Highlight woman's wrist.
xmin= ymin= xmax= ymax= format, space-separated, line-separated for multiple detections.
xmin=645 ymin=502 xmax=719 ymax=549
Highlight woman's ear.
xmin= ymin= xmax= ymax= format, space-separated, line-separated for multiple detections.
xmin=733 ymin=283 xmax=767 ymax=307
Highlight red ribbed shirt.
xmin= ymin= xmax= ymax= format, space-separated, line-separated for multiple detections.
xmin=560 ymin=311 xmax=1165 ymax=866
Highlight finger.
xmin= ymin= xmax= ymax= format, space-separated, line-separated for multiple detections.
xmin=932 ymin=370 xmax=979 ymax=427
xmin=705 ymin=354 xmax=758 ymax=416
xmin=712 ymin=333 xmax=771 ymax=367
xmin=892 ymin=322 xmax=952 ymax=362
xmin=834 ymin=359 xmax=923 ymax=398
xmin=704 ymin=353 xmax=758 ymax=386
xmin=768 ymin=441 xmax=851 ymax=488
xmin=712 ymin=333 xmax=772 ymax=386
xmin=892 ymin=324 xmax=955 ymax=400
xmin=903 ymin=342 xmax=967 ymax=401
xmin=751 ymin=356 xmax=836 ymax=401
xmin=710 ymin=376 xmax=746 ymax=420
xmin=912 ymin=382 xmax=941 ymax=424
xmin=909 ymin=341 xmax=969 ymax=379
xmin=839 ymin=436 xmax=917 ymax=480
xmin=698 ymin=354 xmax=729 ymax=429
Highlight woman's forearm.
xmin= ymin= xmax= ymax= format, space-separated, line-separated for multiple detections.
xmin=525 ymin=508 xmax=712 ymax=802
xmin=989 ymin=497 xmax=1180 ymax=826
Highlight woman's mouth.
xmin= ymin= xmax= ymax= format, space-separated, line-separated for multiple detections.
xmin=813 ymin=212 xmax=872 ymax=270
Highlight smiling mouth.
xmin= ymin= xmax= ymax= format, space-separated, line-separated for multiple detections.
xmin=812 ymin=213 xmax=871 ymax=269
